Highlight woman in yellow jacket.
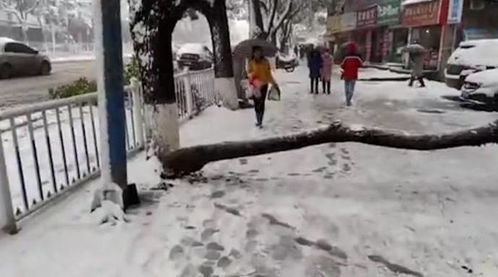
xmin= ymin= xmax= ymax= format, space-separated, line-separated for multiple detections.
xmin=247 ymin=46 xmax=278 ymax=128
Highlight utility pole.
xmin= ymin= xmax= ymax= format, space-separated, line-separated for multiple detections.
xmin=94 ymin=0 xmax=136 ymax=208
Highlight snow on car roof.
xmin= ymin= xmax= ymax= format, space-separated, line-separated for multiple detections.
xmin=0 ymin=37 xmax=16 ymax=46
xmin=177 ymin=43 xmax=208 ymax=55
xmin=459 ymin=39 xmax=498 ymax=47
xmin=449 ymin=39 xmax=498 ymax=67
xmin=465 ymin=68 xmax=498 ymax=85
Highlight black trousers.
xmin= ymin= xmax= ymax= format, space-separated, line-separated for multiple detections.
xmin=322 ymin=80 xmax=331 ymax=94
xmin=310 ymin=78 xmax=319 ymax=94
xmin=254 ymin=84 xmax=269 ymax=125
xmin=409 ymin=76 xmax=425 ymax=87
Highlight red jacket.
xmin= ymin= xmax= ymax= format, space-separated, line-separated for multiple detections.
xmin=341 ymin=55 xmax=363 ymax=80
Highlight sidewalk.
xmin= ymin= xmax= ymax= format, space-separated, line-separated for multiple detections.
xmin=1 ymin=67 xmax=498 ymax=277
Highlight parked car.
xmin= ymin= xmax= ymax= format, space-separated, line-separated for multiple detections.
xmin=461 ymin=68 xmax=498 ymax=105
xmin=445 ymin=39 xmax=498 ymax=89
xmin=0 ymin=37 xmax=51 ymax=79
xmin=177 ymin=43 xmax=213 ymax=71
xmin=276 ymin=52 xmax=298 ymax=72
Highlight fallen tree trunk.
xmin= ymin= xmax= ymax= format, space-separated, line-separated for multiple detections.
xmin=161 ymin=121 xmax=498 ymax=177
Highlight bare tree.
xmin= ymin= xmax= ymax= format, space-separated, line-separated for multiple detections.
xmin=0 ymin=0 xmax=41 ymax=41
xmin=249 ymin=0 xmax=306 ymax=45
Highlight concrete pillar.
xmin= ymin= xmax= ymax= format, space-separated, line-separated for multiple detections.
xmin=365 ymin=30 xmax=372 ymax=62
xmin=438 ymin=24 xmax=457 ymax=80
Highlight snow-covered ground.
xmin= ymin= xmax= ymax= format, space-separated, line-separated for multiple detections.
xmin=1 ymin=66 xmax=498 ymax=277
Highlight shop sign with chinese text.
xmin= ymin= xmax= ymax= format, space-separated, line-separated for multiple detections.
xmin=402 ymin=0 xmax=443 ymax=27
xmin=357 ymin=5 xmax=378 ymax=28
xmin=327 ymin=15 xmax=342 ymax=34
xmin=378 ymin=0 xmax=401 ymax=26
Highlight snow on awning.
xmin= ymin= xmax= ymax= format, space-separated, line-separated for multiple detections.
xmin=402 ymin=0 xmax=433 ymax=6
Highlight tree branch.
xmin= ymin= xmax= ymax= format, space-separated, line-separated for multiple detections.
xmin=269 ymin=0 xmax=293 ymax=38
xmin=0 ymin=2 xmax=23 ymax=23
xmin=161 ymin=121 xmax=498 ymax=177
xmin=25 ymin=0 xmax=41 ymax=15
xmin=266 ymin=0 xmax=278 ymax=34
xmin=258 ymin=0 xmax=269 ymax=13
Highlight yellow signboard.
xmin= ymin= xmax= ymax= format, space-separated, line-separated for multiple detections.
xmin=327 ymin=16 xmax=342 ymax=34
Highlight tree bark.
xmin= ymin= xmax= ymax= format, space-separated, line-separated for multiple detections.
xmin=161 ymin=121 xmax=498 ymax=177
xmin=250 ymin=0 xmax=265 ymax=38
xmin=207 ymin=0 xmax=239 ymax=109
xmin=208 ymin=0 xmax=234 ymax=80
xmin=130 ymin=0 xmax=180 ymax=159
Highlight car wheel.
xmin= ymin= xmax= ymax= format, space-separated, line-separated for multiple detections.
xmin=0 ymin=63 xmax=12 ymax=79
xmin=40 ymin=61 xmax=51 ymax=76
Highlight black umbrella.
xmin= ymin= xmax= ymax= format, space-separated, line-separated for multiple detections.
xmin=233 ymin=39 xmax=278 ymax=59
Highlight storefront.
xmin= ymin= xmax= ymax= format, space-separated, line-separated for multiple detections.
xmin=377 ymin=0 xmax=404 ymax=63
xmin=326 ymin=12 xmax=357 ymax=55
xmin=354 ymin=5 xmax=378 ymax=62
xmin=401 ymin=0 xmax=449 ymax=70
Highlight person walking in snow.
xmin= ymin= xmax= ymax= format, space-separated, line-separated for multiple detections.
xmin=408 ymin=52 xmax=426 ymax=87
xmin=308 ymin=46 xmax=323 ymax=94
xmin=340 ymin=42 xmax=363 ymax=106
xmin=321 ymin=48 xmax=334 ymax=94
xmin=247 ymin=46 xmax=278 ymax=128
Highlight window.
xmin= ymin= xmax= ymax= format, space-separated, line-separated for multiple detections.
xmin=4 ymin=43 xmax=37 ymax=54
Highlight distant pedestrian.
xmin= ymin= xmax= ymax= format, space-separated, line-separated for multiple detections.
xmin=247 ymin=46 xmax=278 ymax=128
xmin=408 ymin=52 xmax=426 ymax=87
xmin=340 ymin=42 xmax=363 ymax=106
xmin=294 ymin=45 xmax=298 ymax=57
xmin=321 ymin=48 xmax=333 ymax=94
xmin=308 ymin=47 xmax=323 ymax=94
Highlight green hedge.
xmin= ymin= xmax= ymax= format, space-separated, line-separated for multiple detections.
xmin=49 ymin=55 xmax=141 ymax=99
xmin=48 ymin=77 xmax=97 ymax=99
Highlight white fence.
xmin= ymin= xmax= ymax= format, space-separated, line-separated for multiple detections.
xmin=0 ymin=69 xmax=215 ymax=230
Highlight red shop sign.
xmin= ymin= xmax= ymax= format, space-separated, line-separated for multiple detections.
xmin=402 ymin=0 xmax=444 ymax=27
xmin=357 ymin=6 xmax=378 ymax=28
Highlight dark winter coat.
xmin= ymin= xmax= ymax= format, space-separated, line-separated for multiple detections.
xmin=308 ymin=50 xmax=322 ymax=79
xmin=410 ymin=53 xmax=424 ymax=77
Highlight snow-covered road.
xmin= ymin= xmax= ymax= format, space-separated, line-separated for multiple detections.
xmin=1 ymin=66 xmax=498 ymax=277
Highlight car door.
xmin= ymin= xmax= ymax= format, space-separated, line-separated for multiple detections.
xmin=4 ymin=42 xmax=37 ymax=76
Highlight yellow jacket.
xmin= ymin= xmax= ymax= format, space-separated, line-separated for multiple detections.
xmin=247 ymin=58 xmax=274 ymax=85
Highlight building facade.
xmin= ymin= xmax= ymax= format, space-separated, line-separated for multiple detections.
xmin=326 ymin=0 xmax=498 ymax=79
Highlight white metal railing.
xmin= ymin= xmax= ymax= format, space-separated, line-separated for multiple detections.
xmin=0 ymin=68 xmax=215 ymax=231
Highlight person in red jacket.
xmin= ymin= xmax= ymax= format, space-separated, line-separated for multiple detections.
xmin=340 ymin=42 xmax=363 ymax=106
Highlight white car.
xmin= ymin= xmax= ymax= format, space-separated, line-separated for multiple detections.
xmin=461 ymin=68 xmax=498 ymax=105
xmin=176 ymin=43 xmax=213 ymax=70
xmin=445 ymin=39 xmax=498 ymax=89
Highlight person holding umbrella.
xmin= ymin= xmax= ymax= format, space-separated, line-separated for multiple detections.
xmin=405 ymin=43 xmax=426 ymax=87
xmin=247 ymin=46 xmax=278 ymax=128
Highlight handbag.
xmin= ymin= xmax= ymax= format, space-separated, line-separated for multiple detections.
xmin=247 ymin=78 xmax=262 ymax=99
xmin=268 ymin=85 xmax=281 ymax=101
